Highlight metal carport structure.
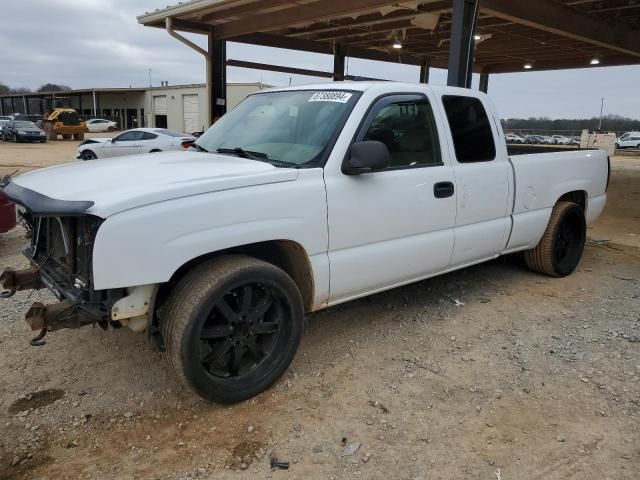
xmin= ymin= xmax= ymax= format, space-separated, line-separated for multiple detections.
xmin=138 ymin=0 xmax=640 ymax=126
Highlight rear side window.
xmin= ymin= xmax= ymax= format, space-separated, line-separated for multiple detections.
xmin=442 ymin=95 xmax=496 ymax=163
xmin=141 ymin=132 xmax=158 ymax=140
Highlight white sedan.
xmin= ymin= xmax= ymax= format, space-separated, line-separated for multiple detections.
xmin=617 ymin=134 xmax=640 ymax=150
xmin=85 ymin=118 xmax=118 ymax=132
xmin=77 ymin=128 xmax=196 ymax=160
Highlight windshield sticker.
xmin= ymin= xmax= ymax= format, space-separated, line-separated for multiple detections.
xmin=308 ymin=92 xmax=353 ymax=103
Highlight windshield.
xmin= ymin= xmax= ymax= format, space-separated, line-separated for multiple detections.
xmin=195 ymin=90 xmax=360 ymax=167
xmin=14 ymin=121 xmax=37 ymax=128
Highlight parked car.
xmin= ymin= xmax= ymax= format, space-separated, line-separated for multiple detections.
xmin=1 ymin=120 xmax=46 ymax=143
xmin=616 ymin=135 xmax=640 ymax=149
xmin=551 ymin=135 xmax=571 ymax=145
xmin=505 ymin=133 xmax=524 ymax=144
xmin=0 ymin=82 xmax=609 ymax=403
xmin=13 ymin=114 xmax=44 ymax=127
xmin=76 ymin=128 xmax=195 ymax=160
xmin=85 ymin=118 xmax=118 ymax=133
xmin=618 ymin=131 xmax=640 ymax=142
xmin=525 ymin=135 xmax=545 ymax=144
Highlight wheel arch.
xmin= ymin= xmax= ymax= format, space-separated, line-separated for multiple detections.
xmin=557 ymin=190 xmax=586 ymax=211
xmin=153 ymin=239 xmax=315 ymax=321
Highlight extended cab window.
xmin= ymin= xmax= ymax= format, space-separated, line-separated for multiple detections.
xmin=361 ymin=96 xmax=441 ymax=168
xmin=442 ymin=95 xmax=496 ymax=162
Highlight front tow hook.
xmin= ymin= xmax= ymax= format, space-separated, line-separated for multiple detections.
xmin=30 ymin=329 xmax=47 ymax=346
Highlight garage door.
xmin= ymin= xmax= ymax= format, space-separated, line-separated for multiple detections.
xmin=153 ymin=96 xmax=167 ymax=115
xmin=183 ymin=95 xmax=199 ymax=133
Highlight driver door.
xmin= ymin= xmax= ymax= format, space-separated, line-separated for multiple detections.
xmin=107 ymin=131 xmax=143 ymax=157
xmin=324 ymin=93 xmax=457 ymax=303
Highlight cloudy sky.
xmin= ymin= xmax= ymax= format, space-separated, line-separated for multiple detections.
xmin=1 ymin=0 xmax=639 ymax=119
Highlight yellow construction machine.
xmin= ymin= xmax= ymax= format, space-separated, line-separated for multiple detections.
xmin=41 ymin=98 xmax=86 ymax=141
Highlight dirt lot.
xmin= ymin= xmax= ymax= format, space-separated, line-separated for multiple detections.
xmin=0 ymin=139 xmax=639 ymax=480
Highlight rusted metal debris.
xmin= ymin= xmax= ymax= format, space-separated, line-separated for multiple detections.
xmin=0 ymin=267 xmax=43 ymax=292
xmin=25 ymin=300 xmax=94 ymax=332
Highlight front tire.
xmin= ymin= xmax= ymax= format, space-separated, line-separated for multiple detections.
xmin=524 ymin=201 xmax=586 ymax=277
xmin=161 ymin=255 xmax=304 ymax=403
xmin=80 ymin=150 xmax=97 ymax=161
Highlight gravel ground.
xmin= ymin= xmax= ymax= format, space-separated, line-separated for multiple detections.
xmin=0 ymin=140 xmax=639 ymax=479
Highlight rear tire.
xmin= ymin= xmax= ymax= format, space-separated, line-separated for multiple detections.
xmin=161 ymin=255 xmax=304 ymax=403
xmin=74 ymin=132 xmax=85 ymax=141
xmin=524 ymin=201 xmax=586 ymax=277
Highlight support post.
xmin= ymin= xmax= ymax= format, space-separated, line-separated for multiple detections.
xmin=209 ymin=30 xmax=227 ymax=124
xmin=447 ymin=0 xmax=479 ymax=88
xmin=23 ymin=96 xmax=28 ymax=114
xmin=78 ymin=94 xmax=83 ymax=115
xmin=420 ymin=58 xmax=431 ymax=83
xmin=92 ymin=90 xmax=97 ymax=117
xmin=11 ymin=97 xmax=15 ymax=115
xmin=479 ymin=72 xmax=489 ymax=93
xmin=333 ymin=44 xmax=345 ymax=81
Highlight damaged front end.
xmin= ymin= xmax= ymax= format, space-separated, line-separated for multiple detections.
xmin=0 ymin=175 xmax=154 ymax=344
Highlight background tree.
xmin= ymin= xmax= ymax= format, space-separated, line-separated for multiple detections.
xmin=502 ymin=115 xmax=640 ymax=134
xmin=0 ymin=82 xmax=31 ymax=94
xmin=36 ymin=83 xmax=71 ymax=93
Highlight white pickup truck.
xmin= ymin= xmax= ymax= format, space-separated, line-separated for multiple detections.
xmin=1 ymin=82 xmax=609 ymax=403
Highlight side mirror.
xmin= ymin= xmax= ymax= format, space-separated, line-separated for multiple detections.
xmin=343 ymin=140 xmax=390 ymax=175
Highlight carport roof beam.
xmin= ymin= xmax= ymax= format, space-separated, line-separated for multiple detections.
xmin=138 ymin=0 xmax=640 ymax=74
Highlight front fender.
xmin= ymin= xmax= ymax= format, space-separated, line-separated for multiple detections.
xmin=91 ymin=170 xmax=328 ymax=290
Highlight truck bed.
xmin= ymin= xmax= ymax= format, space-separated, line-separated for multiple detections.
xmin=504 ymin=149 xmax=608 ymax=253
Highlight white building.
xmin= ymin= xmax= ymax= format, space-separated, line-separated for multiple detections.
xmin=0 ymin=82 xmax=269 ymax=133
xmin=145 ymin=82 xmax=266 ymax=132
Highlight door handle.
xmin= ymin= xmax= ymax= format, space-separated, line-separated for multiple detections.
xmin=433 ymin=181 xmax=455 ymax=198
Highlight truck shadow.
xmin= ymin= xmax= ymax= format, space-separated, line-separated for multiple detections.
xmin=304 ymin=254 xmax=527 ymax=343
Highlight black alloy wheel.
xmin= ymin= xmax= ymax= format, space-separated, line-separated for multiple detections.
xmin=199 ymin=282 xmax=283 ymax=379
xmin=524 ymin=201 xmax=586 ymax=277
xmin=161 ymin=255 xmax=304 ymax=403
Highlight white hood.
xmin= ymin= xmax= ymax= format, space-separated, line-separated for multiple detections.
xmin=13 ymin=151 xmax=298 ymax=217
